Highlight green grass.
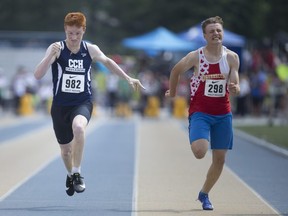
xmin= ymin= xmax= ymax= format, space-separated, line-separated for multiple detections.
xmin=235 ymin=125 xmax=288 ymax=149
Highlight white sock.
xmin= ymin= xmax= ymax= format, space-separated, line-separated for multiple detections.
xmin=72 ymin=167 xmax=81 ymax=174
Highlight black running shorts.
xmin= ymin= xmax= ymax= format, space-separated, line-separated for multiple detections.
xmin=51 ymin=101 xmax=93 ymax=144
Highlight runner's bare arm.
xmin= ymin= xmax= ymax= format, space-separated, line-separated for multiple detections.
xmin=166 ymin=51 xmax=197 ymax=98
xmin=34 ymin=42 xmax=61 ymax=80
xmin=227 ymin=51 xmax=240 ymax=96
xmin=88 ymin=43 xmax=145 ymax=90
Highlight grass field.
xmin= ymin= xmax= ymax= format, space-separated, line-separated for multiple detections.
xmin=235 ymin=125 xmax=288 ymax=149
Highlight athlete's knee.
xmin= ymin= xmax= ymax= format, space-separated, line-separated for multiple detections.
xmin=191 ymin=139 xmax=208 ymax=159
xmin=213 ymin=157 xmax=225 ymax=168
xmin=72 ymin=116 xmax=87 ymax=137
xmin=193 ymin=150 xmax=206 ymax=159
xmin=72 ymin=122 xmax=85 ymax=137
xmin=212 ymin=150 xmax=226 ymax=167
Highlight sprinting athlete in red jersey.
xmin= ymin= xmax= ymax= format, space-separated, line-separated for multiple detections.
xmin=165 ymin=16 xmax=240 ymax=210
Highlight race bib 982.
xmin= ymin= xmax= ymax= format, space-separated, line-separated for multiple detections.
xmin=61 ymin=74 xmax=85 ymax=93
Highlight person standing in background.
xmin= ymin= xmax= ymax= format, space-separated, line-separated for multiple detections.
xmin=236 ymin=73 xmax=250 ymax=116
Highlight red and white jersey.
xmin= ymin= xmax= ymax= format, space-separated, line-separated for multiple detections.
xmin=188 ymin=46 xmax=231 ymax=116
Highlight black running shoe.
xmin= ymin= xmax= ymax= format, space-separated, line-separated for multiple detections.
xmin=72 ymin=173 xmax=85 ymax=193
xmin=66 ymin=175 xmax=75 ymax=196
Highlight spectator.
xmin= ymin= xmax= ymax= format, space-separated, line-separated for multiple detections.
xmin=0 ymin=68 xmax=8 ymax=112
xmin=11 ymin=66 xmax=27 ymax=115
xmin=236 ymin=73 xmax=250 ymax=116
xmin=250 ymin=66 xmax=268 ymax=116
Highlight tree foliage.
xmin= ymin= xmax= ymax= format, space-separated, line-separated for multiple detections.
xmin=0 ymin=0 xmax=287 ymax=52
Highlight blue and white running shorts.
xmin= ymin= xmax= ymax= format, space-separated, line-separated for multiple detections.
xmin=188 ymin=112 xmax=233 ymax=150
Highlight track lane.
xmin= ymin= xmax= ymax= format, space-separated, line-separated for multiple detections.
xmin=0 ymin=115 xmax=286 ymax=215
xmin=0 ymin=117 xmax=136 ymax=216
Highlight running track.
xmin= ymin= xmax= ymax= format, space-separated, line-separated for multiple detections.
xmin=0 ymin=114 xmax=287 ymax=216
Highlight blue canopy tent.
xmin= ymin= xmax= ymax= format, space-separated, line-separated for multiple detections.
xmin=122 ymin=27 xmax=196 ymax=52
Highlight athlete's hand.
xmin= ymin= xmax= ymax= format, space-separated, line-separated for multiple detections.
xmin=128 ymin=78 xmax=146 ymax=91
xmin=165 ymin=89 xmax=171 ymax=97
xmin=165 ymin=89 xmax=175 ymax=98
xmin=50 ymin=42 xmax=61 ymax=57
xmin=228 ymin=82 xmax=240 ymax=95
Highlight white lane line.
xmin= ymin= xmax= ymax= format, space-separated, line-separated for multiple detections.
xmin=225 ymin=165 xmax=281 ymax=215
xmin=131 ymin=116 xmax=140 ymax=216
xmin=0 ymin=154 xmax=59 ymax=202
xmin=0 ymin=116 xmax=106 ymax=202
xmin=234 ymin=129 xmax=288 ymax=158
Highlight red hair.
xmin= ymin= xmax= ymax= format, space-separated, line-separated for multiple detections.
xmin=64 ymin=12 xmax=86 ymax=30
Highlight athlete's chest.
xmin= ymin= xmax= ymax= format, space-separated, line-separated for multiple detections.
xmin=57 ymin=50 xmax=92 ymax=94
xmin=58 ymin=51 xmax=91 ymax=73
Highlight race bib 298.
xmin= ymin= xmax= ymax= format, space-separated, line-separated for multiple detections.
xmin=204 ymin=79 xmax=226 ymax=97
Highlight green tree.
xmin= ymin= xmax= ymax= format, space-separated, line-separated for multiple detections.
xmin=1 ymin=0 xmax=288 ymax=53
